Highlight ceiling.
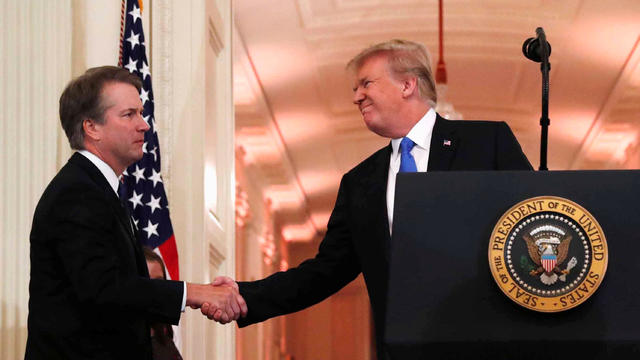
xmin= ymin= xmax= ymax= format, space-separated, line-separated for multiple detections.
xmin=233 ymin=0 xmax=640 ymax=242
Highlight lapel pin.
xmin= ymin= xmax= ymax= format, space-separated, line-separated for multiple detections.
xmin=443 ymin=139 xmax=452 ymax=146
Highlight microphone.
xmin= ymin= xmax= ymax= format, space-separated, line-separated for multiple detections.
xmin=522 ymin=27 xmax=551 ymax=63
xmin=522 ymin=27 xmax=552 ymax=171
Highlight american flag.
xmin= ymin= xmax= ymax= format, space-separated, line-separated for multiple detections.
xmin=117 ymin=0 xmax=180 ymax=281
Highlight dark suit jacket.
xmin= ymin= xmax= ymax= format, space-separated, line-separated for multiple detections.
xmin=26 ymin=153 xmax=183 ymax=360
xmin=237 ymin=116 xmax=533 ymax=357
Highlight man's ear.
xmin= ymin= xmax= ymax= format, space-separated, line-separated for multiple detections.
xmin=401 ymin=76 xmax=419 ymax=98
xmin=82 ymin=118 xmax=101 ymax=141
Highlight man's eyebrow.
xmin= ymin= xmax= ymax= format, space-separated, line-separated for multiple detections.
xmin=352 ymin=77 xmax=368 ymax=91
xmin=120 ymin=107 xmax=142 ymax=114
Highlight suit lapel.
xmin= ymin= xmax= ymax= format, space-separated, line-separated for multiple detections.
xmin=69 ymin=153 xmax=143 ymax=266
xmin=427 ymin=115 xmax=459 ymax=171
xmin=113 ymin=201 xmax=146 ymax=273
xmin=359 ymin=144 xmax=393 ymax=261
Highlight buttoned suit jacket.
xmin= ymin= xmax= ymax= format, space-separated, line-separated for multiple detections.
xmin=26 ymin=153 xmax=183 ymax=360
xmin=237 ymin=115 xmax=533 ymax=356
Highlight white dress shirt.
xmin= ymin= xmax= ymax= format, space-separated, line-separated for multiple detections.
xmin=386 ymin=108 xmax=436 ymax=233
xmin=77 ymin=150 xmax=187 ymax=311
xmin=78 ymin=150 xmax=120 ymax=195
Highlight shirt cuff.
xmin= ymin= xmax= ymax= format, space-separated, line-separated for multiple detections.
xmin=181 ymin=281 xmax=187 ymax=312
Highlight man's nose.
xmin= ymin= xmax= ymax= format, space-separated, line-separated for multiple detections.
xmin=353 ymin=88 xmax=364 ymax=105
xmin=138 ymin=113 xmax=150 ymax=131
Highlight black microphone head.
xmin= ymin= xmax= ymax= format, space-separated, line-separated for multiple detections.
xmin=522 ymin=37 xmax=551 ymax=63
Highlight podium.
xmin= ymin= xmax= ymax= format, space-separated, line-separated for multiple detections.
xmin=385 ymin=170 xmax=640 ymax=359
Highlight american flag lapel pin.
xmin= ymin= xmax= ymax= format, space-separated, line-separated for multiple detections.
xmin=443 ymin=139 xmax=452 ymax=147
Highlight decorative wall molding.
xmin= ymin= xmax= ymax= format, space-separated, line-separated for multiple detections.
xmin=149 ymin=0 xmax=235 ymax=358
xmin=151 ymin=0 xmax=175 ymax=200
xmin=296 ymin=0 xmax=578 ymax=54
xmin=209 ymin=242 xmax=226 ymax=270
xmin=259 ymin=231 xmax=277 ymax=266
xmin=208 ymin=8 xmax=225 ymax=55
xmin=236 ymin=182 xmax=252 ymax=228
xmin=233 ymin=25 xmax=318 ymax=241
xmin=570 ymin=36 xmax=640 ymax=169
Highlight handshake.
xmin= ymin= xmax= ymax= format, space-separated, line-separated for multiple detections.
xmin=185 ymin=276 xmax=247 ymax=324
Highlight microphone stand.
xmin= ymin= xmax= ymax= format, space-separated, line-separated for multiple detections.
xmin=537 ymin=27 xmax=551 ymax=171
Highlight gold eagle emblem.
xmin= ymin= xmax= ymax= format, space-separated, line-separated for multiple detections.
xmin=523 ymin=225 xmax=575 ymax=285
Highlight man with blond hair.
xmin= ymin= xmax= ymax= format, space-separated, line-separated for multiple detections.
xmin=211 ymin=39 xmax=532 ymax=358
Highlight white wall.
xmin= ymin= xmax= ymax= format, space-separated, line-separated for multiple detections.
xmin=0 ymin=1 xmax=71 ymax=358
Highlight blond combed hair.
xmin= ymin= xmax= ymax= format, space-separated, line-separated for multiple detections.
xmin=347 ymin=39 xmax=437 ymax=107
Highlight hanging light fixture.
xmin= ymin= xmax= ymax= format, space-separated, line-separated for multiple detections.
xmin=434 ymin=0 xmax=463 ymax=120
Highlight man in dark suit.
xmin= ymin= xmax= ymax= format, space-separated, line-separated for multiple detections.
xmin=26 ymin=66 xmax=245 ymax=360
xmin=208 ymin=40 xmax=532 ymax=357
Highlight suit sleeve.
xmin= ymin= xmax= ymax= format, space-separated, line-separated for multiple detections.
xmin=237 ymin=175 xmax=361 ymax=327
xmin=52 ymin=189 xmax=183 ymax=325
xmin=495 ymin=121 xmax=533 ymax=170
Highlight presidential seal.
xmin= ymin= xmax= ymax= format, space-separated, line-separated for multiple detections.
xmin=488 ymin=196 xmax=608 ymax=312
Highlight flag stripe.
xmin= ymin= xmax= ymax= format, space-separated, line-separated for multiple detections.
xmin=159 ymin=235 xmax=179 ymax=280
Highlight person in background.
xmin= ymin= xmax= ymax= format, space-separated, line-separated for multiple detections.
xmin=144 ymin=247 xmax=183 ymax=360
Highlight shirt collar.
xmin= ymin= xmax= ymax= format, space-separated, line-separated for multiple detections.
xmin=390 ymin=107 xmax=436 ymax=155
xmin=77 ymin=150 xmax=120 ymax=196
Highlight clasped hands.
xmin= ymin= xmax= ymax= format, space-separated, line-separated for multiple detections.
xmin=185 ymin=276 xmax=247 ymax=324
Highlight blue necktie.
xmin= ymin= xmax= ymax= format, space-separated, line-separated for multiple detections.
xmin=399 ymin=137 xmax=417 ymax=173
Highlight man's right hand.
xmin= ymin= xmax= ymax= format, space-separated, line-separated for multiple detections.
xmin=185 ymin=282 xmax=246 ymax=324
xmin=200 ymin=276 xmax=247 ymax=324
